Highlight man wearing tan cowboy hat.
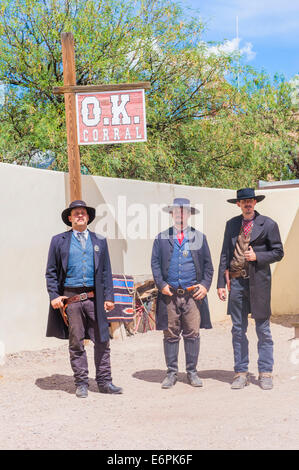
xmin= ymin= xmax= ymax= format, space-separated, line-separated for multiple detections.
xmin=45 ymin=200 xmax=123 ymax=398
xmin=151 ymin=198 xmax=214 ymax=389
xmin=217 ymin=188 xmax=284 ymax=390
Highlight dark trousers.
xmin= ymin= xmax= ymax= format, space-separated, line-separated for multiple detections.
xmin=163 ymin=293 xmax=200 ymax=341
xmin=228 ymin=278 xmax=274 ymax=373
xmin=64 ymin=287 xmax=112 ymax=387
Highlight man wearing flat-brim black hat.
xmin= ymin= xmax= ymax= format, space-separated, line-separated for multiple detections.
xmin=45 ymin=200 xmax=122 ymax=398
xmin=217 ymin=188 xmax=284 ymax=390
xmin=151 ymin=198 xmax=214 ymax=389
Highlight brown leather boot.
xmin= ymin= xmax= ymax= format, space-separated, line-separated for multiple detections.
xmin=231 ymin=372 xmax=250 ymax=389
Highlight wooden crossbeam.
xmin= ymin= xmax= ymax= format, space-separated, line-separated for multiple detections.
xmin=53 ymin=82 xmax=151 ymax=95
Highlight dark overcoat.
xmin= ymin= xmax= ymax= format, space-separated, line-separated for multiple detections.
xmin=151 ymin=226 xmax=214 ymax=330
xmin=45 ymin=230 xmax=114 ymax=342
xmin=217 ymin=211 xmax=284 ymax=320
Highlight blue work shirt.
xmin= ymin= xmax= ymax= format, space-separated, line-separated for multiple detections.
xmin=64 ymin=231 xmax=94 ymax=287
xmin=167 ymin=229 xmax=197 ymax=289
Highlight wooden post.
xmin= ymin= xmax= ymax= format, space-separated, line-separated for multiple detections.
xmin=61 ymin=32 xmax=82 ymax=201
xmin=292 ymin=322 xmax=299 ymax=338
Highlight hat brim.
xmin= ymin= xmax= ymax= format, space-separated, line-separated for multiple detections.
xmin=61 ymin=206 xmax=96 ymax=226
xmin=162 ymin=205 xmax=199 ymax=215
xmin=227 ymin=195 xmax=265 ymax=204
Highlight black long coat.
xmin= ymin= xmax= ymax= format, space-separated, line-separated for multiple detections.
xmin=217 ymin=211 xmax=284 ymax=320
xmin=151 ymin=226 xmax=214 ymax=330
xmin=45 ymin=230 xmax=114 ymax=342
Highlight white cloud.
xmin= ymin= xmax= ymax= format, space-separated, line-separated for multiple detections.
xmin=205 ymin=37 xmax=256 ymax=61
xmin=0 ymin=82 xmax=7 ymax=106
xmin=239 ymin=41 xmax=256 ymax=61
xmin=289 ymin=75 xmax=299 ymax=106
xmin=126 ymin=38 xmax=163 ymax=69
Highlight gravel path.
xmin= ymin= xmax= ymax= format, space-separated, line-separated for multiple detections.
xmin=1 ymin=317 xmax=299 ymax=450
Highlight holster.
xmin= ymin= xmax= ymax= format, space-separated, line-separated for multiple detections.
xmin=225 ymin=269 xmax=231 ymax=291
xmin=59 ymin=301 xmax=69 ymax=327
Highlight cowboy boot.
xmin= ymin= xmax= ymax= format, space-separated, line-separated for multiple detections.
xmin=258 ymin=372 xmax=273 ymax=390
xmin=231 ymin=372 xmax=250 ymax=389
xmin=184 ymin=337 xmax=203 ymax=387
xmin=161 ymin=339 xmax=179 ymax=389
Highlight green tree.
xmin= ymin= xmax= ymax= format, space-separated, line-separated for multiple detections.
xmin=0 ymin=0 xmax=297 ymax=188
xmin=167 ymin=70 xmax=299 ymax=188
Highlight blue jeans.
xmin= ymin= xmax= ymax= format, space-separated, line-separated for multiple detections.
xmin=228 ymin=278 xmax=274 ymax=373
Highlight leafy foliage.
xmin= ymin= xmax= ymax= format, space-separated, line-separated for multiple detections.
xmin=0 ymin=0 xmax=298 ymax=188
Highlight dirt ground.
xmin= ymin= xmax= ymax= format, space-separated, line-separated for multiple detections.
xmin=1 ymin=316 xmax=299 ymax=451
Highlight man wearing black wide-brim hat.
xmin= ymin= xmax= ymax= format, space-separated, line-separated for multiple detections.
xmin=151 ymin=198 xmax=214 ymax=389
xmin=217 ymin=188 xmax=284 ymax=390
xmin=45 ymin=200 xmax=122 ymax=398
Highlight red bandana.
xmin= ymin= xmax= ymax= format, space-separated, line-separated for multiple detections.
xmin=177 ymin=232 xmax=184 ymax=245
xmin=242 ymin=218 xmax=254 ymax=238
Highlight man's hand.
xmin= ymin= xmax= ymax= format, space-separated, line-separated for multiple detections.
xmin=244 ymin=245 xmax=256 ymax=261
xmin=51 ymin=296 xmax=68 ymax=309
xmin=104 ymin=301 xmax=114 ymax=312
xmin=217 ymin=288 xmax=227 ymax=301
xmin=161 ymin=284 xmax=173 ymax=296
xmin=192 ymin=284 xmax=207 ymax=300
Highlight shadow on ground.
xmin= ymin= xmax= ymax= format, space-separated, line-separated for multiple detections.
xmin=132 ymin=369 xmax=258 ymax=385
xmin=271 ymin=314 xmax=299 ymax=329
xmin=35 ymin=374 xmax=99 ymax=394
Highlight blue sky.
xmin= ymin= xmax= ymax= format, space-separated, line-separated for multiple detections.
xmin=181 ymin=0 xmax=299 ymax=81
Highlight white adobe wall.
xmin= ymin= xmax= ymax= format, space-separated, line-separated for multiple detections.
xmin=0 ymin=163 xmax=298 ymax=353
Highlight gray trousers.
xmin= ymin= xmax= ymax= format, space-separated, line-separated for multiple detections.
xmin=163 ymin=293 xmax=201 ymax=341
xmin=64 ymin=287 xmax=112 ymax=387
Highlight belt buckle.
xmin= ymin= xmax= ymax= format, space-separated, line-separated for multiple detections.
xmin=79 ymin=292 xmax=88 ymax=301
xmin=241 ymin=269 xmax=249 ymax=279
xmin=177 ymin=288 xmax=185 ymax=295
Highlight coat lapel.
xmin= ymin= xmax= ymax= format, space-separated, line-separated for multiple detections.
xmin=61 ymin=230 xmax=72 ymax=273
xmin=89 ymin=231 xmax=102 ymax=272
xmin=231 ymin=216 xmax=242 ymax=248
xmin=187 ymin=226 xmax=195 ymax=240
xmin=168 ymin=227 xmax=175 ymax=247
xmin=250 ymin=212 xmax=265 ymax=244
xmin=188 ymin=228 xmax=200 ymax=270
xmin=186 ymin=226 xmax=196 ymax=251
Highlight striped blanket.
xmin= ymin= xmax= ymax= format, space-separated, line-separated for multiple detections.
xmin=107 ymin=274 xmax=135 ymax=322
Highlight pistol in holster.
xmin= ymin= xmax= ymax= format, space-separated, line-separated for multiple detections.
xmin=59 ymin=299 xmax=69 ymax=327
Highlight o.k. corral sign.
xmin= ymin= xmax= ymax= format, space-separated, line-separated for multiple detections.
xmin=76 ymin=89 xmax=147 ymax=145
xmin=53 ymin=32 xmax=150 ymax=201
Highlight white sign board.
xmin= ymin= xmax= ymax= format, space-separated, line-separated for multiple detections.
xmin=76 ymin=89 xmax=147 ymax=145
